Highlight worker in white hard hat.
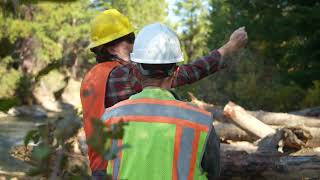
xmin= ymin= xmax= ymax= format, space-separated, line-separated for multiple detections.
xmin=101 ymin=23 xmax=225 ymax=179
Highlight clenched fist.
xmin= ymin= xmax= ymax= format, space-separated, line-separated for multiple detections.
xmin=218 ymin=27 xmax=248 ymax=56
xmin=228 ymin=26 xmax=248 ymax=51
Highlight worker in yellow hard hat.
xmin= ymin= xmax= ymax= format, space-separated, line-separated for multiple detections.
xmin=88 ymin=9 xmax=135 ymax=63
xmin=80 ymin=9 xmax=247 ymax=179
xmin=80 ymin=9 xmax=134 ymax=176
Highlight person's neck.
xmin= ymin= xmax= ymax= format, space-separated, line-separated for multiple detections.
xmin=141 ymin=78 xmax=171 ymax=89
xmin=143 ymin=86 xmax=162 ymax=89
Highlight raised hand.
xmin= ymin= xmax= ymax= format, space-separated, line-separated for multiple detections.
xmin=218 ymin=27 xmax=248 ymax=56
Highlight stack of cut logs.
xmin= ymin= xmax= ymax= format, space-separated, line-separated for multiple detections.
xmin=189 ymin=93 xmax=320 ymax=179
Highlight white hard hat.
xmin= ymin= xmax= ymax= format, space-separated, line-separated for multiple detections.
xmin=130 ymin=23 xmax=183 ymax=64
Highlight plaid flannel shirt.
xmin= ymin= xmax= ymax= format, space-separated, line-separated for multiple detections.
xmin=105 ymin=50 xmax=222 ymax=108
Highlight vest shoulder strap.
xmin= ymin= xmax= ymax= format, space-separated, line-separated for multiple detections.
xmin=101 ymin=98 xmax=212 ymax=131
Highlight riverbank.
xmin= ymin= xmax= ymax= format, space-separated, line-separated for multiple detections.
xmin=0 ymin=116 xmax=40 ymax=179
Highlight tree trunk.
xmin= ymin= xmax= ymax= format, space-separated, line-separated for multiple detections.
xmin=215 ymin=122 xmax=320 ymax=147
xmin=188 ymin=93 xmax=320 ymax=128
xmin=249 ymin=111 xmax=320 ymax=128
xmin=187 ymin=95 xmax=320 ymax=178
xmin=290 ymin=106 xmax=320 ymax=118
xmin=220 ymin=143 xmax=320 ymax=179
xmin=213 ymin=121 xmax=258 ymax=142
xmin=209 ymin=106 xmax=320 ymax=128
xmin=223 ymin=102 xmax=276 ymax=138
xmin=222 ymin=102 xmax=318 ymax=150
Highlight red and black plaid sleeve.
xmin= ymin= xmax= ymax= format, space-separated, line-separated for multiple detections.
xmin=172 ymin=50 xmax=221 ymax=87
xmin=105 ymin=50 xmax=222 ymax=108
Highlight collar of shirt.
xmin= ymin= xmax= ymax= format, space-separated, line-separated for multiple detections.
xmin=129 ymin=87 xmax=176 ymax=100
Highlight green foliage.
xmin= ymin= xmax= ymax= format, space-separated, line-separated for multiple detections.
xmin=93 ymin=0 xmax=167 ymax=31
xmin=32 ymin=144 xmax=51 ymax=160
xmin=173 ymin=0 xmax=320 ymax=111
xmin=175 ymin=49 xmax=311 ymax=111
xmin=24 ymin=129 xmax=40 ymax=146
xmin=0 ymin=0 xmax=96 ymax=105
xmin=27 ymin=166 xmax=47 ymax=177
xmin=174 ymin=0 xmax=210 ymax=62
xmin=34 ymin=60 xmax=60 ymax=82
xmin=0 ymin=97 xmax=20 ymax=111
xmin=303 ymin=81 xmax=320 ymax=107
xmin=1 ymin=0 xmax=169 ymax=104
xmin=24 ymin=122 xmax=53 ymax=177
xmin=0 ymin=65 xmax=22 ymax=98
xmin=87 ymin=119 xmax=129 ymax=160
xmin=24 ymin=112 xmax=87 ymax=178
xmin=0 ymin=0 xmax=78 ymax=16
xmin=23 ymin=115 xmax=127 ymax=178
xmin=208 ymin=0 xmax=320 ymax=88
xmin=15 ymin=75 xmax=34 ymax=105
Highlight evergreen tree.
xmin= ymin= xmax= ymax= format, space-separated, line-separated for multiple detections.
xmin=0 ymin=0 xmax=94 ymax=103
xmin=173 ymin=0 xmax=210 ymax=62
xmin=183 ymin=0 xmax=320 ymax=111
xmin=208 ymin=0 xmax=320 ymax=88
xmin=0 ymin=0 xmax=168 ymax=106
xmin=92 ymin=0 xmax=167 ymax=30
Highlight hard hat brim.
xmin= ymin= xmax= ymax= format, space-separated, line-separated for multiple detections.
xmin=88 ymin=28 xmax=134 ymax=49
xmin=131 ymin=55 xmax=184 ymax=64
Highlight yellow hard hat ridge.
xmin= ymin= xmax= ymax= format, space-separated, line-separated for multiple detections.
xmin=88 ymin=9 xmax=134 ymax=49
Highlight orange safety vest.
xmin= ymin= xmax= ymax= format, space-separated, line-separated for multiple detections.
xmin=80 ymin=61 xmax=119 ymax=171
xmin=101 ymin=98 xmax=218 ymax=180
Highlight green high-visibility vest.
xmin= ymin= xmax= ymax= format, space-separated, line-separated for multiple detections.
xmin=101 ymin=98 xmax=216 ymax=180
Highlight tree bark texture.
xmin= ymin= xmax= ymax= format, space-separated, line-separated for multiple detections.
xmin=220 ymin=143 xmax=320 ymax=179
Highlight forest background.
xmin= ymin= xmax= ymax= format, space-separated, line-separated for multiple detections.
xmin=1 ymin=0 xmax=320 ymax=178
xmin=0 ymin=0 xmax=319 ymax=115
xmin=0 ymin=0 xmax=320 ymax=111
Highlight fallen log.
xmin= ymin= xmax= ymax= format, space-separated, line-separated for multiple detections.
xmin=268 ymin=125 xmax=320 ymax=148
xmin=214 ymin=122 xmax=320 ymax=147
xmin=189 ymin=96 xmax=320 ymax=177
xmin=249 ymin=110 xmax=320 ymax=128
xmin=220 ymin=143 xmax=320 ymax=179
xmin=210 ymin=106 xmax=320 ymax=128
xmin=188 ymin=93 xmax=320 ymax=127
xmin=213 ymin=121 xmax=258 ymax=142
xmin=223 ymin=102 xmax=316 ymax=152
xmin=223 ymin=102 xmax=276 ymax=138
xmin=291 ymin=106 xmax=320 ymax=117
xmin=304 ymin=128 xmax=320 ymax=147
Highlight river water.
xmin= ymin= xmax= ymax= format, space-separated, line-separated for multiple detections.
xmin=0 ymin=115 xmax=43 ymax=176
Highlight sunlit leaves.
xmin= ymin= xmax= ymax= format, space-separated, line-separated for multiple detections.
xmin=87 ymin=119 xmax=129 ymax=160
xmin=93 ymin=0 xmax=167 ymax=31
xmin=174 ymin=0 xmax=211 ymax=62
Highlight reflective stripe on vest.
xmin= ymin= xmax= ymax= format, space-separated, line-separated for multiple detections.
xmin=101 ymin=98 xmax=213 ymax=180
xmin=80 ymin=61 xmax=119 ymax=171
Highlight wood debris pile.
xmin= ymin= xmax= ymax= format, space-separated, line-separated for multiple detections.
xmin=189 ymin=93 xmax=320 ymax=179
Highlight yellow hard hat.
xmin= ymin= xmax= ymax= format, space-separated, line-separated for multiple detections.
xmin=88 ymin=9 xmax=134 ymax=49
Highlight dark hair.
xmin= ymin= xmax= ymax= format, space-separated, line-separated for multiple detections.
xmin=91 ymin=33 xmax=135 ymax=63
xmin=138 ymin=63 xmax=177 ymax=79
